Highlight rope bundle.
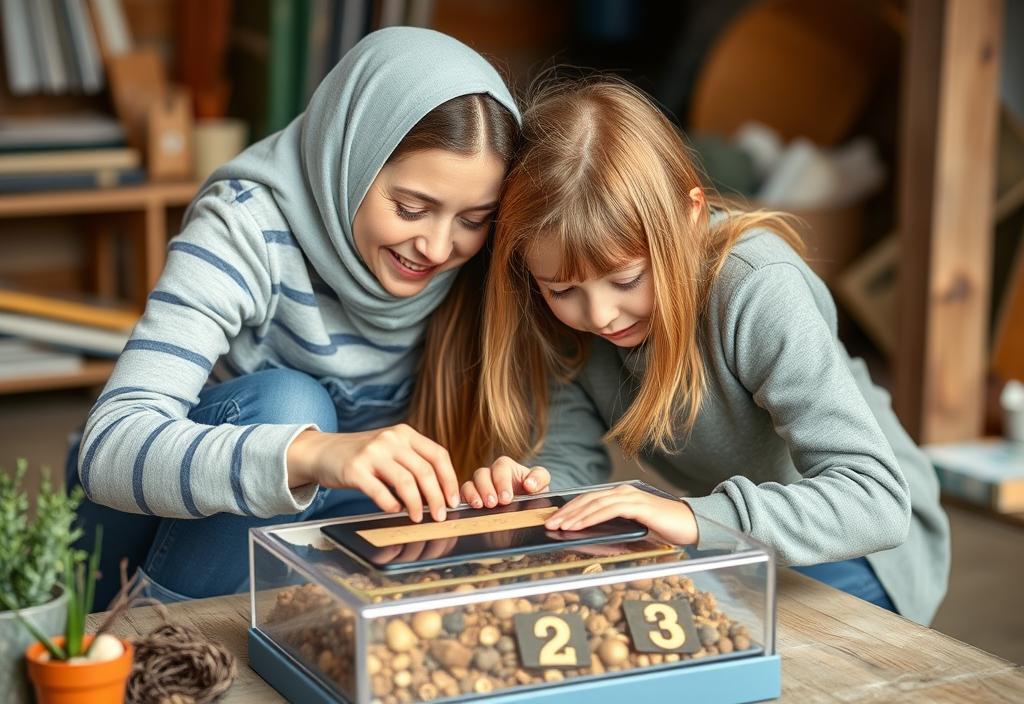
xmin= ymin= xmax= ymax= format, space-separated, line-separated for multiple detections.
xmin=127 ymin=622 xmax=237 ymax=704
xmin=93 ymin=561 xmax=238 ymax=704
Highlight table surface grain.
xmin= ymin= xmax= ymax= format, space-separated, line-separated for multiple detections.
xmin=87 ymin=569 xmax=1024 ymax=703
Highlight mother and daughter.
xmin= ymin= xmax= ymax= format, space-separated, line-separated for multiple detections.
xmin=70 ymin=28 xmax=949 ymax=626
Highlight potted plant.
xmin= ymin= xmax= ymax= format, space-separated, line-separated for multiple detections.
xmin=0 ymin=460 xmax=131 ymax=704
xmin=11 ymin=525 xmax=133 ymax=704
xmin=1 ymin=460 xmax=77 ymax=704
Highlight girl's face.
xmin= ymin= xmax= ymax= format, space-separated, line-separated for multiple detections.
xmin=525 ymin=240 xmax=655 ymax=348
xmin=353 ymin=148 xmax=505 ymax=297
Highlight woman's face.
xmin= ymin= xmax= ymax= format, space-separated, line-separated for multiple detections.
xmin=525 ymin=240 xmax=655 ymax=348
xmin=353 ymin=148 xmax=505 ymax=298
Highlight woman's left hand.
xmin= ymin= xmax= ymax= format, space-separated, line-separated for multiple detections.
xmin=544 ymin=484 xmax=700 ymax=545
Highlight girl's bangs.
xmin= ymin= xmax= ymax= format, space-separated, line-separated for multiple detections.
xmin=528 ymin=191 xmax=648 ymax=283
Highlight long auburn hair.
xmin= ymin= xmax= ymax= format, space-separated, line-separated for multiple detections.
xmin=481 ymin=77 xmax=804 ymax=459
xmin=400 ymin=93 xmax=519 ymax=478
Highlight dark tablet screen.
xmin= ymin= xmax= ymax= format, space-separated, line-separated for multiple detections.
xmin=319 ymin=495 xmax=648 ymax=572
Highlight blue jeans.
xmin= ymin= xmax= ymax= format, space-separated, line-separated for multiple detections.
xmin=792 ymin=557 xmax=897 ymax=613
xmin=66 ymin=369 xmax=378 ymax=606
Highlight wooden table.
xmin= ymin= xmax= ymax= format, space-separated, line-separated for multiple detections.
xmin=88 ymin=569 xmax=1024 ymax=703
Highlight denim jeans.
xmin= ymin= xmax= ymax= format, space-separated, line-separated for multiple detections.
xmin=66 ymin=368 xmax=378 ymax=606
xmin=792 ymin=557 xmax=897 ymax=613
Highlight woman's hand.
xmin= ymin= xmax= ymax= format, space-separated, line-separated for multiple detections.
xmin=544 ymin=484 xmax=699 ymax=545
xmin=459 ymin=456 xmax=551 ymax=508
xmin=286 ymin=425 xmax=460 ymax=523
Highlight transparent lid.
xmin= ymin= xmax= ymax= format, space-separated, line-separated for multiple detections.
xmin=251 ymin=481 xmax=772 ymax=612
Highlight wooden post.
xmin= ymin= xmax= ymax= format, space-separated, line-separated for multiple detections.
xmin=85 ymin=219 xmax=118 ymax=301
xmin=131 ymin=201 xmax=168 ymax=309
xmin=895 ymin=0 xmax=1002 ymax=443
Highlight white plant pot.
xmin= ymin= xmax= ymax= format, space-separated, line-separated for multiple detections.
xmin=0 ymin=587 xmax=68 ymax=704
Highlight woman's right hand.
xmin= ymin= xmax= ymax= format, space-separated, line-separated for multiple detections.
xmin=286 ymin=424 xmax=460 ymax=523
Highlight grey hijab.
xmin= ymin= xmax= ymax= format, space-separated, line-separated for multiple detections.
xmin=206 ymin=27 xmax=519 ymax=338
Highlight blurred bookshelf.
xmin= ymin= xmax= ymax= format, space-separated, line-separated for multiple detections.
xmin=0 ymin=0 xmax=569 ymax=397
xmin=0 ymin=180 xmax=198 ymax=396
xmin=0 ymin=358 xmax=116 ymax=396
xmin=0 ymin=0 xmax=213 ymax=396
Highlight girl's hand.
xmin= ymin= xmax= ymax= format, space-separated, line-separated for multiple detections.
xmin=286 ymin=425 xmax=460 ymax=523
xmin=544 ymin=484 xmax=699 ymax=545
xmin=460 ymin=456 xmax=551 ymax=508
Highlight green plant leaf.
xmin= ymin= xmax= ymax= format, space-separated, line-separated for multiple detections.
xmin=82 ymin=525 xmax=103 ymax=656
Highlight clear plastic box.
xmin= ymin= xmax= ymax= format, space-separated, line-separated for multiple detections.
xmin=249 ymin=481 xmax=776 ymax=704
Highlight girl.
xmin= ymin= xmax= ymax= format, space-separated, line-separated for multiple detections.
xmin=466 ymin=78 xmax=950 ymax=626
xmin=69 ymin=27 xmax=540 ymax=605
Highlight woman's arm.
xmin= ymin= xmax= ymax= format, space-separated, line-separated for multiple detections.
xmin=79 ymin=185 xmax=315 ymax=519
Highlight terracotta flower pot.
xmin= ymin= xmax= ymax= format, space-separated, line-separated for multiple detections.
xmin=24 ymin=635 xmax=133 ymax=704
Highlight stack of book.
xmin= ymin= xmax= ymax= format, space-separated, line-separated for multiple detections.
xmin=0 ymin=286 xmax=135 ymax=380
xmin=1 ymin=0 xmax=132 ymax=96
xmin=0 ymin=115 xmax=143 ymax=192
xmin=925 ymin=439 xmax=1024 ymax=517
xmin=1 ymin=0 xmax=147 ymax=194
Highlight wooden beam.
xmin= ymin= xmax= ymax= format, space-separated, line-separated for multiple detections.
xmin=896 ymin=0 xmax=1002 ymax=443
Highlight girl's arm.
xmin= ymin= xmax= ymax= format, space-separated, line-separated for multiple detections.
xmin=459 ymin=379 xmax=611 ymax=505
xmin=530 ymin=379 xmax=613 ymax=489
xmin=685 ymin=261 xmax=911 ymax=565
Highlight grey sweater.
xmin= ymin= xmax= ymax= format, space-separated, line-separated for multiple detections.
xmin=535 ymin=230 xmax=950 ymax=625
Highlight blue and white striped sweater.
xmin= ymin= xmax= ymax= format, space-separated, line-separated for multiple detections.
xmin=79 ymin=181 xmax=422 ymax=519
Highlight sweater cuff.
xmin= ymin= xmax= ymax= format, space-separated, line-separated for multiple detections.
xmin=683 ymin=493 xmax=744 ymax=550
xmin=248 ymin=423 xmax=320 ymax=516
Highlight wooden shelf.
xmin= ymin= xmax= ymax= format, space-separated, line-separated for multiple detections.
xmin=0 ymin=181 xmax=200 ymax=219
xmin=0 ymin=359 xmax=115 ymax=395
xmin=0 ymin=181 xmax=199 ymax=397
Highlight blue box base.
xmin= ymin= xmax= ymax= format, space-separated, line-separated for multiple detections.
xmin=249 ymin=628 xmax=781 ymax=703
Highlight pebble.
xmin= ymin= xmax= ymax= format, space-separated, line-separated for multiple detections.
xmin=542 ymin=593 xmax=566 ymax=611
xmin=393 ymin=670 xmax=412 ymax=688
xmin=493 ymin=599 xmax=517 ymax=620
xmin=417 ymin=683 xmax=439 ymax=701
xmin=367 ymin=654 xmax=383 ymax=675
xmin=372 ymin=675 xmax=392 ymax=697
xmin=698 ymin=624 xmax=720 ymax=646
xmin=441 ymin=612 xmax=465 ymax=634
xmin=473 ymin=647 xmax=501 ymax=673
xmin=479 ymin=625 xmax=501 ymax=647
xmin=598 ymin=639 xmax=630 ymax=667
xmin=473 ymin=677 xmax=494 ymax=694
xmin=428 ymin=640 xmax=473 ymax=669
xmin=496 ymin=635 xmax=516 ymax=654
xmin=543 ymin=669 xmax=565 ymax=682
xmin=386 ymin=620 xmax=417 ymax=653
xmin=579 ymin=587 xmax=607 ymax=610
xmin=586 ymin=613 xmax=609 ymax=636
xmin=430 ymin=670 xmax=459 ymax=697
xmin=411 ymin=611 xmax=442 ymax=639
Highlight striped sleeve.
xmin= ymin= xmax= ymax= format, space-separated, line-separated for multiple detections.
xmin=78 ymin=185 xmax=319 ymax=518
